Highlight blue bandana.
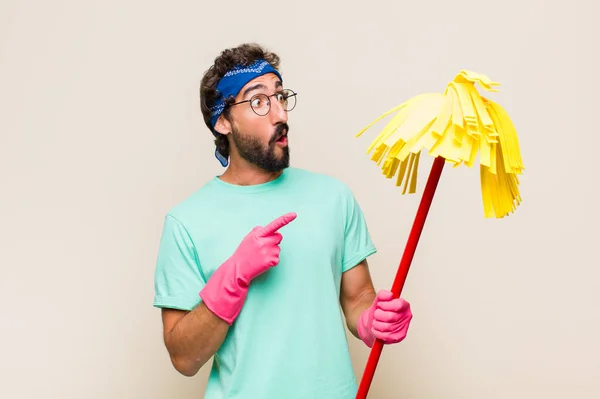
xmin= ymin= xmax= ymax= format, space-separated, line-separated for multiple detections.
xmin=209 ymin=59 xmax=283 ymax=166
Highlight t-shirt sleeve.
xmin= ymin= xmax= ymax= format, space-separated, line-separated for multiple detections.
xmin=153 ymin=214 xmax=206 ymax=311
xmin=340 ymin=184 xmax=377 ymax=272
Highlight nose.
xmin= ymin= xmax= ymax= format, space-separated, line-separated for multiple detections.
xmin=269 ymin=96 xmax=288 ymax=124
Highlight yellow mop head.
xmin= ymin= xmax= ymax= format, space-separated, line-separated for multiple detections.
xmin=356 ymin=70 xmax=525 ymax=218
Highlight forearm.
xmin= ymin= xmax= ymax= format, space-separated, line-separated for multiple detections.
xmin=165 ymin=302 xmax=229 ymax=376
xmin=346 ymin=291 xmax=376 ymax=339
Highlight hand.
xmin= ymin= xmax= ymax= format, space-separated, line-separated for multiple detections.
xmin=357 ymin=290 xmax=412 ymax=348
xmin=235 ymin=212 xmax=297 ymax=286
xmin=199 ymin=212 xmax=297 ymax=325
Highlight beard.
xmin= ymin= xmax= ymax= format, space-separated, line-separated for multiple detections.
xmin=230 ymin=122 xmax=290 ymax=172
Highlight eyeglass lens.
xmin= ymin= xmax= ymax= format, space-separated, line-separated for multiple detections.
xmin=250 ymin=89 xmax=297 ymax=116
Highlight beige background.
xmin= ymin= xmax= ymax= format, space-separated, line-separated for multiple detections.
xmin=1 ymin=0 xmax=599 ymax=398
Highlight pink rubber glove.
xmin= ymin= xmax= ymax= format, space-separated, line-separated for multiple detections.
xmin=357 ymin=289 xmax=413 ymax=348
xmin=199 ymin=212 xmax=297 ymax=325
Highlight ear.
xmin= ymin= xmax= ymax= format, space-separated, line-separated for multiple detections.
xmin=214 ymin=114 xmax=232 ymax=136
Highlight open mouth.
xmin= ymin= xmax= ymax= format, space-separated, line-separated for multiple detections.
xmin=275 ymin=131 xmax=288 ymax=145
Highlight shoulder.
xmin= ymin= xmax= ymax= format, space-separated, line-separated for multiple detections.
xmin=162 ymin=178 xmax=221 ymax=227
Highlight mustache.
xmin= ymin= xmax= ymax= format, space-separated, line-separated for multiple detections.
xmin=269 ymin=123 xmax=289 ymax=144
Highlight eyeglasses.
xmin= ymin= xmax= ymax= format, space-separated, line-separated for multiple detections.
xmin=228 ymin=89 xmax=297 ymax=116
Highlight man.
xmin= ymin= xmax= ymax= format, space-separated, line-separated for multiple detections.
xmin=153 ymin=43 xmax=413 ymax=398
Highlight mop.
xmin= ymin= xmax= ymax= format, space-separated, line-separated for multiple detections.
xmin=354 ymin=70 xmax=525 ymax=398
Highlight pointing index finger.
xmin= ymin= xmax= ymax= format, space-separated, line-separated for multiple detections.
xmin=260 ymin=212 xmax=297 ymax=236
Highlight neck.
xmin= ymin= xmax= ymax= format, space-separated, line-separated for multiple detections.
xmin=218 ymin=156 xmax=283 ymax=186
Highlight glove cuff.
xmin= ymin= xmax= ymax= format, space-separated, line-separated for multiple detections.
xmin=198 ymin=257 xmax=249 ymax=325
xmin=357 ymin=305 xmax=376 ymax=348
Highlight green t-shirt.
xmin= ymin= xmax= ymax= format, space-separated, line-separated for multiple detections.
xmin=153 ymin=167 xmax=376 ymax=398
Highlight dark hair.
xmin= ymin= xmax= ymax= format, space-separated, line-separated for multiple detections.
xmin=199 ymin=43 xmax=281 ymax=159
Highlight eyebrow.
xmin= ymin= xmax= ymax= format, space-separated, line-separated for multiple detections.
xmin=241 ymin=80 xmax=283 ymax=98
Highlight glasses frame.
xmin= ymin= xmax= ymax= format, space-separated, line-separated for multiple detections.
xmin=227 ymin=88 xmax=298 ymax=116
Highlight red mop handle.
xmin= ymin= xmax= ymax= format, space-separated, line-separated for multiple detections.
xmin=355 ymin=156 xmax=446 ymax=399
